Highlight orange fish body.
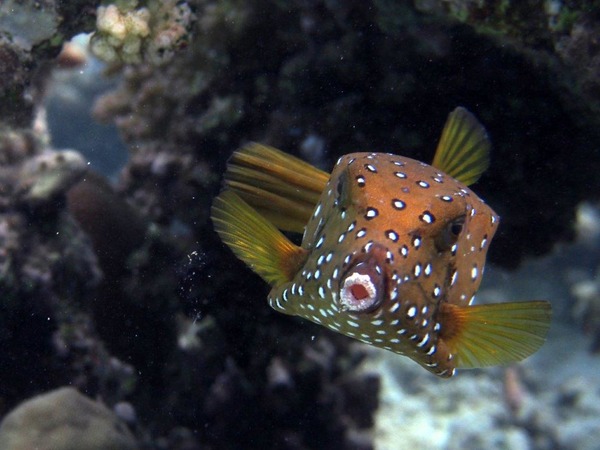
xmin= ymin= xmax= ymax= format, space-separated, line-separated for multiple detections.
xmin=212 ymin=108 xmax=551 ymax=377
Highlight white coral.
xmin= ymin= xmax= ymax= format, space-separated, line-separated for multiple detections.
xmin=91 ymin=1 xmax=194 ymax=65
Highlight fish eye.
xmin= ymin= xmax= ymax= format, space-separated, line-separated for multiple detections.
xmin=335 ymin=171 xmax=352 ymax=208
xmin=450 ymin=219 xmax=464 ymax=236
xmin=336 ymin=176 xmax=345 ymax=198
xmin=435 ymin=215 xmax=465 ymax=252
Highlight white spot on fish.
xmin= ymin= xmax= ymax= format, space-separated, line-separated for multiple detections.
xmin=313 ymin=203 xmax=322 ymax=218
xmin=420 ymin=211 xmax=435 ymax=224
xmin=417 ymin=334 xmax=429 ymax=347
xmin=471 ymin=265 xmax=478 ymax=280
xmin=365 ymin=208 xmax=378 ymax=219
xmin=424 ymin=263 xmax=432 ymax=276
xmin=450 ymin=270 xmax=458 ymax=286
xmin=392 ymin=199 xmax=406 ymax=210
xmin=412 ymin=236 xmax=422 ymax=248
xmin=316 ymin=235 xmax=325 ymax=248
xmin=414 ymin=264 xmax=422 ymax=277
xmin=386 ymin=230 xmax=399 ymax=242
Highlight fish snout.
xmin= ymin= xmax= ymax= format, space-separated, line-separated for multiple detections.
xmin=339 ymin=244 xmax=389 ymax=313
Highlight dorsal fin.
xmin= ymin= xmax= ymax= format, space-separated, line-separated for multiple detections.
xmin=225 ymin=143 xmax=329 ymax=233
xmin=432 ymin=107 xmax=491 ymax=186
xmin=211 ymin=190 xmax=308 ymax=286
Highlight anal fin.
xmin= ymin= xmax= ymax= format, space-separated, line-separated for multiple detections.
xmin=224 ymin=143 xmax=329 ymax=233
xmin=439 ymin=301 xmax=552 ymax=369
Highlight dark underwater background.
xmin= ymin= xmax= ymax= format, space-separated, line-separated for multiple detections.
xmin=1 ymin=1 xmax=600 ymax=449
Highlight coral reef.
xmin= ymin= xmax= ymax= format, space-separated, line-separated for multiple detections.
xmin=0 ymin=0 xmax=144 ymax=433
xmin=0 ymin=131 xmax=105 ymax=404
xmin=367 ymin=339 xmax=600 ymax=450
xmin=2 ymin=0 xmax=600 ymax=449
xmin=0 ymin=0 xmax=99 ymax=128
xmin=413 ymin=1 xmax=600 ymax=123
xmin=90 ymin=0 xmax=195 ymax=65
xmin=93 ymin=0 xmax=600 ymax=268
xmin=0 ymin=387 xmax=138 ymax=450
xmin=572 ymin=275 xmax=600 ymax=351
xmin=0 ymin=38 xmax=377 ymax=450
xmin=569 ymin=203 xmax=600 ymax=352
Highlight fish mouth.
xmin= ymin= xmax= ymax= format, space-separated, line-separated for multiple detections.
xmin=338 ymin=244 xmax=389 ymax=313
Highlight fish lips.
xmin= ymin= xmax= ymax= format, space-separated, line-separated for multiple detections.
xmin=339 ymin=244 xmax=389 ymax=314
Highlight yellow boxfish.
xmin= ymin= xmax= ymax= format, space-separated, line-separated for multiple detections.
xmin=211 ymin=107 xmax=552 ymax=377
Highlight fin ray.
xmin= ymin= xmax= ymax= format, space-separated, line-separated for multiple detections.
xmin=224 ymin=143 xmax=329 ymax=233
xmin=441 ymin=301 xmax=552 ymax=369
xmin=225 ymin=180 xmax=314 ymax=231
xmin=211 ymin=190 xmax=307 ymax=285
xmin=432 ymin=107 xmax=490 ymax=186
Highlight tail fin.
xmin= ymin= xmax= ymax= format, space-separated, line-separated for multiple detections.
xmin=224 ymin=143 xmax=329 ymax=233
xmin=439 ymin=301 xmax=552 ymax=369
xmin=211 ymin=190 xmax=308 ymax=285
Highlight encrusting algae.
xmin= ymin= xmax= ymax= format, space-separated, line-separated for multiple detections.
xmin=211 ymin=107 xmax=552 ymax=377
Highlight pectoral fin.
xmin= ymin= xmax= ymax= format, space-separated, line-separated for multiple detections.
xmin=224 ymin=143 xmax=329 ymax=233
xmin=211 ymin=190 xmax=308 ymax=285
xmin=439 ymin=301 xmax=552 ymax=369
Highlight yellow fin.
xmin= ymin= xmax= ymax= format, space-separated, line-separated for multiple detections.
xmin=432 ymin=107 xmax=491 ymax=186
xmin=224 ymin=143 xmax=329 ymax=233
xmin=211 ymin=190 xmax=308 ymax=285
xmin=440 ymin=301 xmax=552 ymax=369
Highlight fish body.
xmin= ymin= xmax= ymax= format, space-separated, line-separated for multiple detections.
xmin=212 ymin=108 xmax=551 ymax=377
xmin=269 ymin=152 xmax=496 ymax=376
